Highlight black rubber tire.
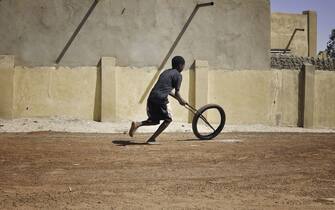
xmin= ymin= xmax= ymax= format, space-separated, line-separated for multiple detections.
xmin=192 ymin=104 xmax=225 ymax=140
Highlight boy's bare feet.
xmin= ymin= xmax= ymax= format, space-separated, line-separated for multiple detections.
xmin=129 ymin=122 xmax=138 ymax=137
xmin=146 ymin=138 xmax=158 ymax=145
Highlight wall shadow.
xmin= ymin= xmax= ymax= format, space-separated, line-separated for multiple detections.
xmin=93 ymin=60 xmax=101 ymax=122
xmin=297 ymin=68 xmax=305 ymax=127
xmin=56 ymin=0 xmax=100 ymax=64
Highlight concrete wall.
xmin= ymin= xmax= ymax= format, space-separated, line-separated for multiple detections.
xmin=0 ymin=0 xmax=270 ymax=70
xmin=271 ymin=13 xmax=308 ymax=56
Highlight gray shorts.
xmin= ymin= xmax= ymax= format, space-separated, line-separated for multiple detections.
xmin=146 ymin=100 xmax=172 ymax=123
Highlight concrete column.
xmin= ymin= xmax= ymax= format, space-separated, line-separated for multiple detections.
xmin=303 ymin=11 xmax=317 ymax=57
xmin=0 ymin=55 xmax=15 ymax=119
xmin=302 ymin=63 xmax=315 ymax=128
xmin=101 ymin=57 xmax=118 ymax=122
xmin=194 ymin=60 xmax=209 ymax=109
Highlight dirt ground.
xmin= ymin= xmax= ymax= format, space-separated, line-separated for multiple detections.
xmin=0 ymin=132 xmax=334 ymax=210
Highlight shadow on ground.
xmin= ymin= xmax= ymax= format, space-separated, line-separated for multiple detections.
xmin=112 ymin=140 xmax=149 ymax=146
xmin=177 ymin=139 xmax=206 ymax=142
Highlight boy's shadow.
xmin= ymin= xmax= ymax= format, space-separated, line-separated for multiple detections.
xmin=112 ymin=140 xmax=148 ymax=146
xmin=177 ymin=139 xmax=203 ymax=142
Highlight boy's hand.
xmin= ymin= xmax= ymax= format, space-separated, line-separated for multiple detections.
xmin=172 ymin=91 xmax=187 ymax=106
xmin=178 ymin=98 xmax=187 ymax=106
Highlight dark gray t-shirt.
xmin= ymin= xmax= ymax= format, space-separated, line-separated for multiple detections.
xmin=148 ymin=68 xmax=182 ymax=104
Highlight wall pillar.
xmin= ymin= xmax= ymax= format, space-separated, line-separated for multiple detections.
xmin=302 ymin=63 xmax=315 ymax=128
xmin=303 ymin=11 xmax=317 ymax=57
xmin=0 ymin=55 xmax=14 ymax=119
xmin=101 ymin=57 xmax=118 ymax=122
xmin=194 ymin=60 xmax=209 ymax=109
xmin=188 ymin=60 xmax=209 ymax=122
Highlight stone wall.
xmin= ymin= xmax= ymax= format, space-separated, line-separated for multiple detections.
xmin=271 ymin=54 xmax=335 ymax=71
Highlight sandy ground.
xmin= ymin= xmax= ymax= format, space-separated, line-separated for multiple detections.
xmin=0 ymin=132 xmax=334 ymax=209
xmin=0 ymin=117 xmax=334 ymax=133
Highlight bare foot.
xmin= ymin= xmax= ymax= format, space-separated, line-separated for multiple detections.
xmin=129 ymin=122 xmax=138 ymax=137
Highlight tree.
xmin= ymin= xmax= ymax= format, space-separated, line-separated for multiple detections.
xmin=325 ymin=29 xmax=335 ymax=59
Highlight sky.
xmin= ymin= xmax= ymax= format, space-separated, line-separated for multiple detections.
xmin=271 ymin=0 xmax=335 ymax=52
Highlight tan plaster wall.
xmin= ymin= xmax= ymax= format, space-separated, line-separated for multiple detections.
xmin=314 ymin=71 xmax=335 ymax=128
xmin=208 ymin=69 xmax=301 ymax=126
xmin=0 ymin=54 xmax=334 ymax=128
xmin=208 ymin=70 xmax=274 ymax=125
xmin=271 ymin=13 xmax=308 ymax=56
xmin=0 ymin=68 xmax=14 ymax=119
xmin=12 ymin=66 xmax=99 ymax=120
xmin=270 ymin=70 xmax=300 ymax=127
xmin=0 ymin=55 xmax=14 ymax=119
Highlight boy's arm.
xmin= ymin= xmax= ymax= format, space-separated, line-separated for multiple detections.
xmin=169 ymin=91 xmax=187 ymax=106
xmin=170 ymin=73 xmax=186 ymax=105
xmin=169 ymin=91 xmax=176 ymax=98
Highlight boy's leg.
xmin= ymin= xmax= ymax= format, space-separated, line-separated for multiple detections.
xmin=146 ymin=119 xmax=171 ymax=143
xmin=129 ymin=119 xmax=159 ymax=137
xmin=147 ymin=103 xmax=172 ymax=143
xmin=129 ymin=99 xmax=161 ymax=137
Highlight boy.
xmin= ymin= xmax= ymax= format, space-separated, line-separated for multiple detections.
xmin=129 ymin=56 xmax=187 ymax=144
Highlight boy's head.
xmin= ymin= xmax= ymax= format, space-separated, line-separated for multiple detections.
xmin=172 ymin=56 xmax=185 ymax=72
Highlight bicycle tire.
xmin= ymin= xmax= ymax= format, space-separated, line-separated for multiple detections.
xmin=192 ymin=104 xmax=225 ymax=140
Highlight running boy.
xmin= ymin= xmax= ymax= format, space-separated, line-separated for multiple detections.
xmin=129 ymin=56 xmax=187 ymax=144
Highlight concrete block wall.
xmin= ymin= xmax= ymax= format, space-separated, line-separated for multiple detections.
xmin=1 ymin=55 xmax=335 ymax=128
xmin=0 ymin=0 xmax=270 ymax=70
